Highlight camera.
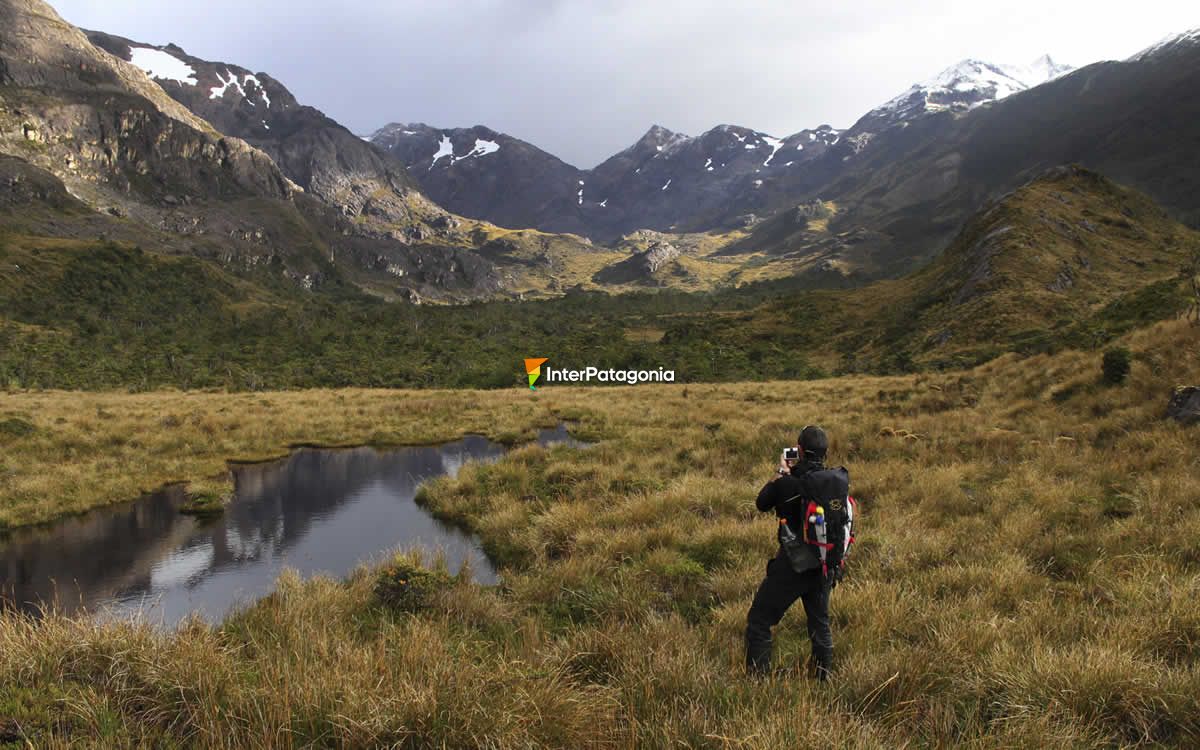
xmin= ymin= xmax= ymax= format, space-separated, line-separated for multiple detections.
xmin=783 ymin=447 xmax=800 ymax=461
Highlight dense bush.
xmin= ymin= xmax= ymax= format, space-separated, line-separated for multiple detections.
xmin=1102 ymin=346 xmax=1132 ymax=384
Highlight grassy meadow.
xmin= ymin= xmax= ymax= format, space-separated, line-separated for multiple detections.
xmin=0 ymin=318 xmax=1198 ymax=747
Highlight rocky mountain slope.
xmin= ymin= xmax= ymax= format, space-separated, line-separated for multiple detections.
xmin=0 ymin=0 xmax=515 ymax=300
xmin=0 ymin=1 xmax=626 ymax=303
xmin=85 ymin=31 xmax=434 ymax=231
xmin=0 ymin=2 xmax=839 ymax=301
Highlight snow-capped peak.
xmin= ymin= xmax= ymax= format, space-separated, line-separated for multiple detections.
xmin=1130 ymin=27 xmax=1200 ymax=61
xmin=872 ymin=55 xmax=1074 ymax=124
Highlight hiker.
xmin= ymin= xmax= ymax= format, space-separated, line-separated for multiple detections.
xmin=745 ymin=425 xmax=855 ymax=680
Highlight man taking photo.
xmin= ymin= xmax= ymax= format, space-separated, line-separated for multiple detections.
xmin=745 ymin=425 xmax=856 ymax=680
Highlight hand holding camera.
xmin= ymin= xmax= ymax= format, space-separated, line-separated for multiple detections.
xmin=777 ymin=446 xmax=800 ymax=476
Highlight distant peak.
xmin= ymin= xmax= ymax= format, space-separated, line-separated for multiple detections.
xmin=640 ymin=124 xmax=681 ymax=141
xmin=1131 ymin=27 xmax=1200 ymax=60
xmin=872 ymin=54 xmax=1074 ymax=121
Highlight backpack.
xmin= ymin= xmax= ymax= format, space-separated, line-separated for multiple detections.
xmin=777 ymin=467 xmax=857 ymax=578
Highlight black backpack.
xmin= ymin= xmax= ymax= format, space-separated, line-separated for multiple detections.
xmin=776 ymin=467 xmax=857 ymax=577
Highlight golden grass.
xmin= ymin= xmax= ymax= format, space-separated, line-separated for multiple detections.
xmin=0 ymin=319 xmax=1198 ymax=747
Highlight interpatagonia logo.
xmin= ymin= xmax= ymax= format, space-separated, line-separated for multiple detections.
xmin=524 ymin=357 xmax=549 ymax=390
xmin=524 ymin=357 xmax=675 ymax=388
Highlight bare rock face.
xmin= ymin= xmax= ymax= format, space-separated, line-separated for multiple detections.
xmin=640 ymin=240 xmax=681 ymax=274
xmin=1166 ymin=386 xmax=1200 ymax=425
xmin=591 ymin=238 xmax=684 ymax=285
xmin=0 ymin=0 xmax=297 ymax=214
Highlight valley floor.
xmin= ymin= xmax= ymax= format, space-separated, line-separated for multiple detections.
xmin=0 ymin=319 xmax=1198 ymax=747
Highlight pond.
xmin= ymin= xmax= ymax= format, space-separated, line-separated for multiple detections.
xmin=0 ymin=424 xmax=586 ymax=625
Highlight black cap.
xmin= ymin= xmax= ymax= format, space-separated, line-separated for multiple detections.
xmin=798 ymin=425 xmax=828 ymax=459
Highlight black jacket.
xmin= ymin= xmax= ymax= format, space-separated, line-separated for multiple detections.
xmin=757 ymin=461 xmax=851 ymax=572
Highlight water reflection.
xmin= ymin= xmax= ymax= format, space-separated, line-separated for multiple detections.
xmin=1 ymin=424 xmax=584 ymax=624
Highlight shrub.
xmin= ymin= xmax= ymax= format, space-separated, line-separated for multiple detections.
xmin=1102 ymin=347 xmax=1132 ymax=385
xmin=373 ymin=557 xmax=452 ymax=613
xmin=0 ymin=417 xmax=35 ymax=440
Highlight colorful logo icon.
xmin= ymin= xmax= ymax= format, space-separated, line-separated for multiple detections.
xmin=524 ymin=358 xmax=548 ymax=390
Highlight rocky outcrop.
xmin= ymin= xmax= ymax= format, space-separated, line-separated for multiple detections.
xmin=0 ymin=154 xmax=78 ymax=209
xmin=1166 ymin=386 xmax=1200 ymax=424
xmin=640 ymin=240 xmax=681 ymax=274
xmin=592 ymin=238 xmax=684 ymax=285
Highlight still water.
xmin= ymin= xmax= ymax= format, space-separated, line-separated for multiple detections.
xmin=0 ymin=425 xmax=584 ymax=625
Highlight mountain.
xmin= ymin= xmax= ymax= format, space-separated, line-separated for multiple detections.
xmin=369 ymin=122 xmax=587 ymax=233
xmin=0 ymin=0 xmax=350 ymax=288
xmin=725 ymin=35 xmax=1200 ymax=284
xmin=84 ymin=31 xmax=437 ymax=230
xmin=0 ymin=1 xmax=629 ymax=303
xmin=368 ymin=55 xmax=1071 ymax=243
xmin=372 ymin=120 xmax=842 ymax=242
xmin=857 ymin=55 xmax=1073 ymax=131
xmin=661 ymin=166 xmax=1198 ymax=372
xmin=582 ymin=123 xmax=841 ymax=239
xmin=0 ymin=0 xmax=781 ymax=306
xmin=5 ymin=165 xmax=1193 ymax=391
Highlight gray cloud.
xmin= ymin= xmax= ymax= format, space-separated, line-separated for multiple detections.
xmin=51 ymin=0 xmax=1199 ymax=168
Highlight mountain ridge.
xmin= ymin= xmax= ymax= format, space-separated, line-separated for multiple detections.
xmin=368 ymin=52 xmax=1070 ymax=242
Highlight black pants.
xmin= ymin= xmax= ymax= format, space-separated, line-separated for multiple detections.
xmin=745 ymin=555 xmax=832 ymax=677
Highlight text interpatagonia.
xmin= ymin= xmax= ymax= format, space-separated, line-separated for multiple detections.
xmin=543 ymin=366 xmax=676 ymax=384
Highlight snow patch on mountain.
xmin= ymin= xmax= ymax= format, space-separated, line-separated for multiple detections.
xmin=208 ymin=70 xmax=271 ymax=108
xmin=129 ymin=47 xmax=197 ymax=86
xmin=209 ymin=70 xmax=242 ymax=100
xmin=761 ymin=136 xmax=784 ymax=167
xmin=243 ymin=74 xmax=271 ymax=107
xmin=430 ymin=135 xmax=454 ymax=169
xmin=458 ymin=139 xmax=500 ymax=161
xmin=428 ymin=135 xmax=501 ymax=170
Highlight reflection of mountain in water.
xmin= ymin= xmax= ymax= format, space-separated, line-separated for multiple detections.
xmin=0 ymin=430 xmax=575 ymax=623
xmin=0 ymin=485 xmax=195 ymax=614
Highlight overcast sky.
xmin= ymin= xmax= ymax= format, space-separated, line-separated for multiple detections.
xmin=50 ymin=0 xmax=1199 ymax=169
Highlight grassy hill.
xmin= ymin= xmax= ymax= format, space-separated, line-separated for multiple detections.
xmin=0 ymin=316 xmax=1197 ymax=746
